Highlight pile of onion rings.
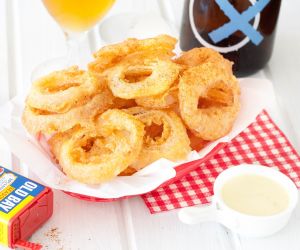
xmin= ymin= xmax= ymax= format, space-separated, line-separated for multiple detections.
xmin=22 ymin=35 xmax=240 ymax=184
xmin=49 ymin=109 xmax=144 ymax=184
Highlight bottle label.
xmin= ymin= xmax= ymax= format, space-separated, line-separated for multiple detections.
xmin=189 ymin=0 xmax=270 ymax=53
xmin=0 ymin=167 xmax=45 ymax=246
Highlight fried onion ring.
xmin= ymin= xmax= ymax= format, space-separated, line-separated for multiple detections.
xmin=118 ymin=166 xmax=137 ymax=176
xmin=125 ymin=107 xmax=191 ymax=170
xmin=187 ymin=130 xmax=209 ymax=152
xmin=88 ymin=35 xmax=177 ymax=74
xmin=26 ymin=66 xmax=102 ymax=113
xmin=22 ymin=88 xmax=114 ymax=135
xmin=179 ymin=62 xmax=240 ymax=141
xmin=135 ymin=80 xmax=179 ymax=109
xmin=106 ymin=59 xmax=180 ymax=99
xmin=112 ymin=98 xmax=137 ymax=109
xmin=174 ymin=47 xmax=228 ymax=68
xmin=120 ymin=49 xmax=175 ymax=67
xmin=49 ymin=109 xmax=145 ymax=184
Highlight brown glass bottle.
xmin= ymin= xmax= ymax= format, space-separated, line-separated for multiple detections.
xmin=179 ymin=0 xmax=281 ymax=77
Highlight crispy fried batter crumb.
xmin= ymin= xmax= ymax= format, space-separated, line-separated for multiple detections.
xmin=44 ymin=227 xmax=61 ymax=244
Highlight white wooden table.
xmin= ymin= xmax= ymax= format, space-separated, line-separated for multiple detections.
xmin=0 ymin=0 xmax=300 ymax=249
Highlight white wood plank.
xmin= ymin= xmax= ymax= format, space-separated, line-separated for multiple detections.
xmin=260 ymin=70 xmax=300 ymax=152
xmin=30 ymin=190 xmax=124 ymax=250
xmin=249 ymin=70 xmax=300 ymax=152
xmin=0 ymin=0 xmax=9 ymax=105
xmin=267 ymin=0 xmax=300 ymax=151
xmin=16 ymin=0 xmax=65 ymax=90
xmin=0 ymin=0 xmax=12 ymax=170
xmin=128 ymin=197 xmax=234 ymax=250
xmin=5 ymin=0 xmax=23 ymax=98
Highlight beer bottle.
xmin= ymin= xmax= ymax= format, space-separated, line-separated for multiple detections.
xmin=179 ymin=0 xmax=281 ymax=77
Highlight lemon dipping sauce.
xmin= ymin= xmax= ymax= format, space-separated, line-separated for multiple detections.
xmin=221 ymin=174 xmax=290 ymax=216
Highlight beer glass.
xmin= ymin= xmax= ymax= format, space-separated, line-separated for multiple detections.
xmin=32 ymin=0 xmax=115 ymax=79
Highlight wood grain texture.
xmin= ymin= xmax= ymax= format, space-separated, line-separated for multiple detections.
xmin=30 ymin=190 xmax=124 ymax=250
xmin=0 ymin=0 xmax=12 ymax=173
xmin=267 ymin=0 xmax=300 ymax=151
xmin=17 ymin=0 xmax=65 ymax=90
xmin=0 ymin=0 xmax=9 ymax=105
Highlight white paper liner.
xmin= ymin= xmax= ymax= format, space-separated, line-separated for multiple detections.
xmin=0 ymin=78 xmax=273 ymax=198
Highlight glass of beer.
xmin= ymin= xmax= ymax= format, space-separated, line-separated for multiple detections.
xmin=32 ymin=0 xmax=115 ymax=79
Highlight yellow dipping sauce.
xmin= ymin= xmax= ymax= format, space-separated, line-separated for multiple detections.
xmin=221 ymin=174 xmax=289 ymax=216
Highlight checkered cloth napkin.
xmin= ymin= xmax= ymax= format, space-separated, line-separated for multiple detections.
xmin=142 ymin=110 xmax=300 ymax=213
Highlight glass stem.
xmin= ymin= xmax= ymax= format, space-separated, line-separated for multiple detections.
xmin=64 ymin=31 xmax=91 ymax=69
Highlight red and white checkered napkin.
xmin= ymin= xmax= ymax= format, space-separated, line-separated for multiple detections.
xmin=142 ymin=110 xmax=300 ymax=213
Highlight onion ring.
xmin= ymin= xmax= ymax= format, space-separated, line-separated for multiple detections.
xmin=112 ymin=98 xmax=137 ymax=109
xmin=174 ymin=47 xmax=228 ymax=68
xmin=26 ymin=66 xmax=102 ymax=113
xmin=22 ymin=88 xmax=114 ymax=135
xmin=119 ymin=49 xmax=175 ymax=67
xmin=118 ymin=166 xmax=137 ymax=176
xmin=106 ymin=59 xmax=180 ymax=99
xmin=88 ymin=35 xmax=177 ymax=74
xmin=49 ymin=109 xmax=145 ymax=184
xmin=125 ymin=107 xmax=191 ymax=170
xmin=178 ymin=61 xmax=240 ymax=141
xmin=135 ymin=80 xmax=179 ymax=109
xmin=187 ymin=130 xmax=209 ymax=152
